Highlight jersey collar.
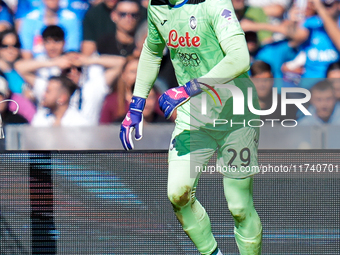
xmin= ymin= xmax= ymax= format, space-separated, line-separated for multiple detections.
xmin=167 ymin=0 xmax=188 ymax=8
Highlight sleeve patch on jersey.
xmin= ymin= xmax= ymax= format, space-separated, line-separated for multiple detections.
xmin=219 ymin=9 xmax=238 ymax=29
xmin=221 ymin=9 xmax=232 ymax=19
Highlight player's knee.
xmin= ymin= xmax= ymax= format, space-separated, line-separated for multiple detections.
xmin=168 ymin=185 xmax=192 ymax=211
xmin=228 ymin=205 xmax=248 ymax=223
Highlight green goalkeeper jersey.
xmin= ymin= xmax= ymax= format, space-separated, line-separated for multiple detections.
xmin=148 ymin=0 xmax=242 ymax=82
xmin=135 ymin=0 xmax=260 ymax=131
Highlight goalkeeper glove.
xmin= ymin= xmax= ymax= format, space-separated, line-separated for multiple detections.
xmin=120 ymin=96 xmax=145 ymax=150
xmin=158 ymin=79 xmax=202 ymax=119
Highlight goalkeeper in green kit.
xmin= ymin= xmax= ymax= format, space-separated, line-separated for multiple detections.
xmin=119 ymin=0 xmax=262 ymax=253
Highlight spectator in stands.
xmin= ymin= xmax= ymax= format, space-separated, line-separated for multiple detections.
xmin=133 ymin=20 xmax=147 ymax=58
xmin=66 ymin=50 xmax=126 ymax=86
xmin=278 ymin=1 xmax=315 ymax=86
xmin=141 ymin=0 xmax=148 ymax=9
xmin=97 ymin=0 xmax=141 ymax=57
xmin=0 ymin=75 xmax=28 ymax=124
xmin=241 ymin=1 xmax=316 ymax=40
xmin=0 ymin=75 xmax=28 ymax=150
xmin=243 ymin=2 xmax=315 ymax=87
xmin=246 ymin=0 xmax=292 ymax=19
xmin=61 ymin=51 xmax=125 ymax=124
xmin=15 ymin=25 xmax=71 ymax=104
xmin=16 ymin=24 xmax=125 ymax=106
xmin=232 ymin=0 xmax=272 ymax=44
xmin=0 ymin=29 xmax=25 ymax=94
xmin=31 ymin=75 xmax=91 ymax=126
xmin=326 ymin=61 xmax=340 ymax=101
xmin=246 ymin=0 xmax=340 ymax=88
xmin=245 ymin=31 xmax=298 ymax=81
xmin=0 ymin=76 xmax=28 ymax=125
xmin=100 ymin=56 xmax=138 ymax=123
xmin=280 ymin=51 xmax=306 ymax=88
xmin=82 ymin=0 xmax=118 ymax=56
xmin=251 ymin=60 xmax=297 ymax=121
xmin=14 ymin=0 xmax=42 ymax=31
xmin=143 ymin=87 xmax=171 ymax=123
xmin=14 ymin=1 xmax=39 ymax=32
xmin=284 ymin=0 xmax=340 ymax=88
xmin=132 ymin=20 xmax=178 ymax=91
xmin=58 ymin=0 xmax=90 ymax=20
xmin=100 ymin=55 xmax=174 ymax=124
xmin=299 ymin=79 xmax=340 ymax=125
xmin=18 ymin=0 xmax=81 ymax=59
xmin=0 ymin=0 xmax=13 ymax=32
xmin=15 ymin=0 xmax=89 ymax=31
xmin=0 ymin=29 xmax=37 ymax=122
xmin=245 ymin=31 xmax=259 ymax=64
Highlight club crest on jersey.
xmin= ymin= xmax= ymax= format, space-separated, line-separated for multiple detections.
xmin=167 ymin=29 xmax=201 ymax=48
xmin=189 ymin=16 xmax=197 ymax=30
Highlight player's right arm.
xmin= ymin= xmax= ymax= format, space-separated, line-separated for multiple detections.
xmin=119 ymin=10 xmax=165 ymax=150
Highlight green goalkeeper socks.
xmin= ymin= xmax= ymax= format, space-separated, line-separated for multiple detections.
xmin=234 ymin=226 xmax=262 ymax=255
xmin=223 ymin=177 xmax=262 ymax=254
xmin=180 ymin=200 xmax=218 ymax=255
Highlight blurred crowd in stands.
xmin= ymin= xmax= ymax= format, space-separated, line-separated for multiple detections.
xmin=1 ymin=0 xmax=340 ymax=130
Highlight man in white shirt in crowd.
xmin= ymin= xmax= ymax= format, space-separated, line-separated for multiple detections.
xmin=15 ymin=25 xmax=70 ymax=104
xmin=61 ymin=51 xmax=125 ymax=125
xmin=16 ymin=25 xmax=125 ymax=112
xmin=31 ymin=75 xmax=91 ymax=126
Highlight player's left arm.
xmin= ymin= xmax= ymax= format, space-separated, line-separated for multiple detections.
xmin=198 ymin=0 xmax=251 ymax=84
xmin=197 ymin=34 xmax=249 ymax=85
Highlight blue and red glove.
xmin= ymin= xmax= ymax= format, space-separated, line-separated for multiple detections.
xmin=158 ymin=79 xmax=202 ymax=119
xmin=120 ymin=96 xmax=146 ymax=150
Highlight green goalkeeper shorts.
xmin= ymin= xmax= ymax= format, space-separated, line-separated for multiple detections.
xmin=168 ymin=124 xmax=260 ymax=179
